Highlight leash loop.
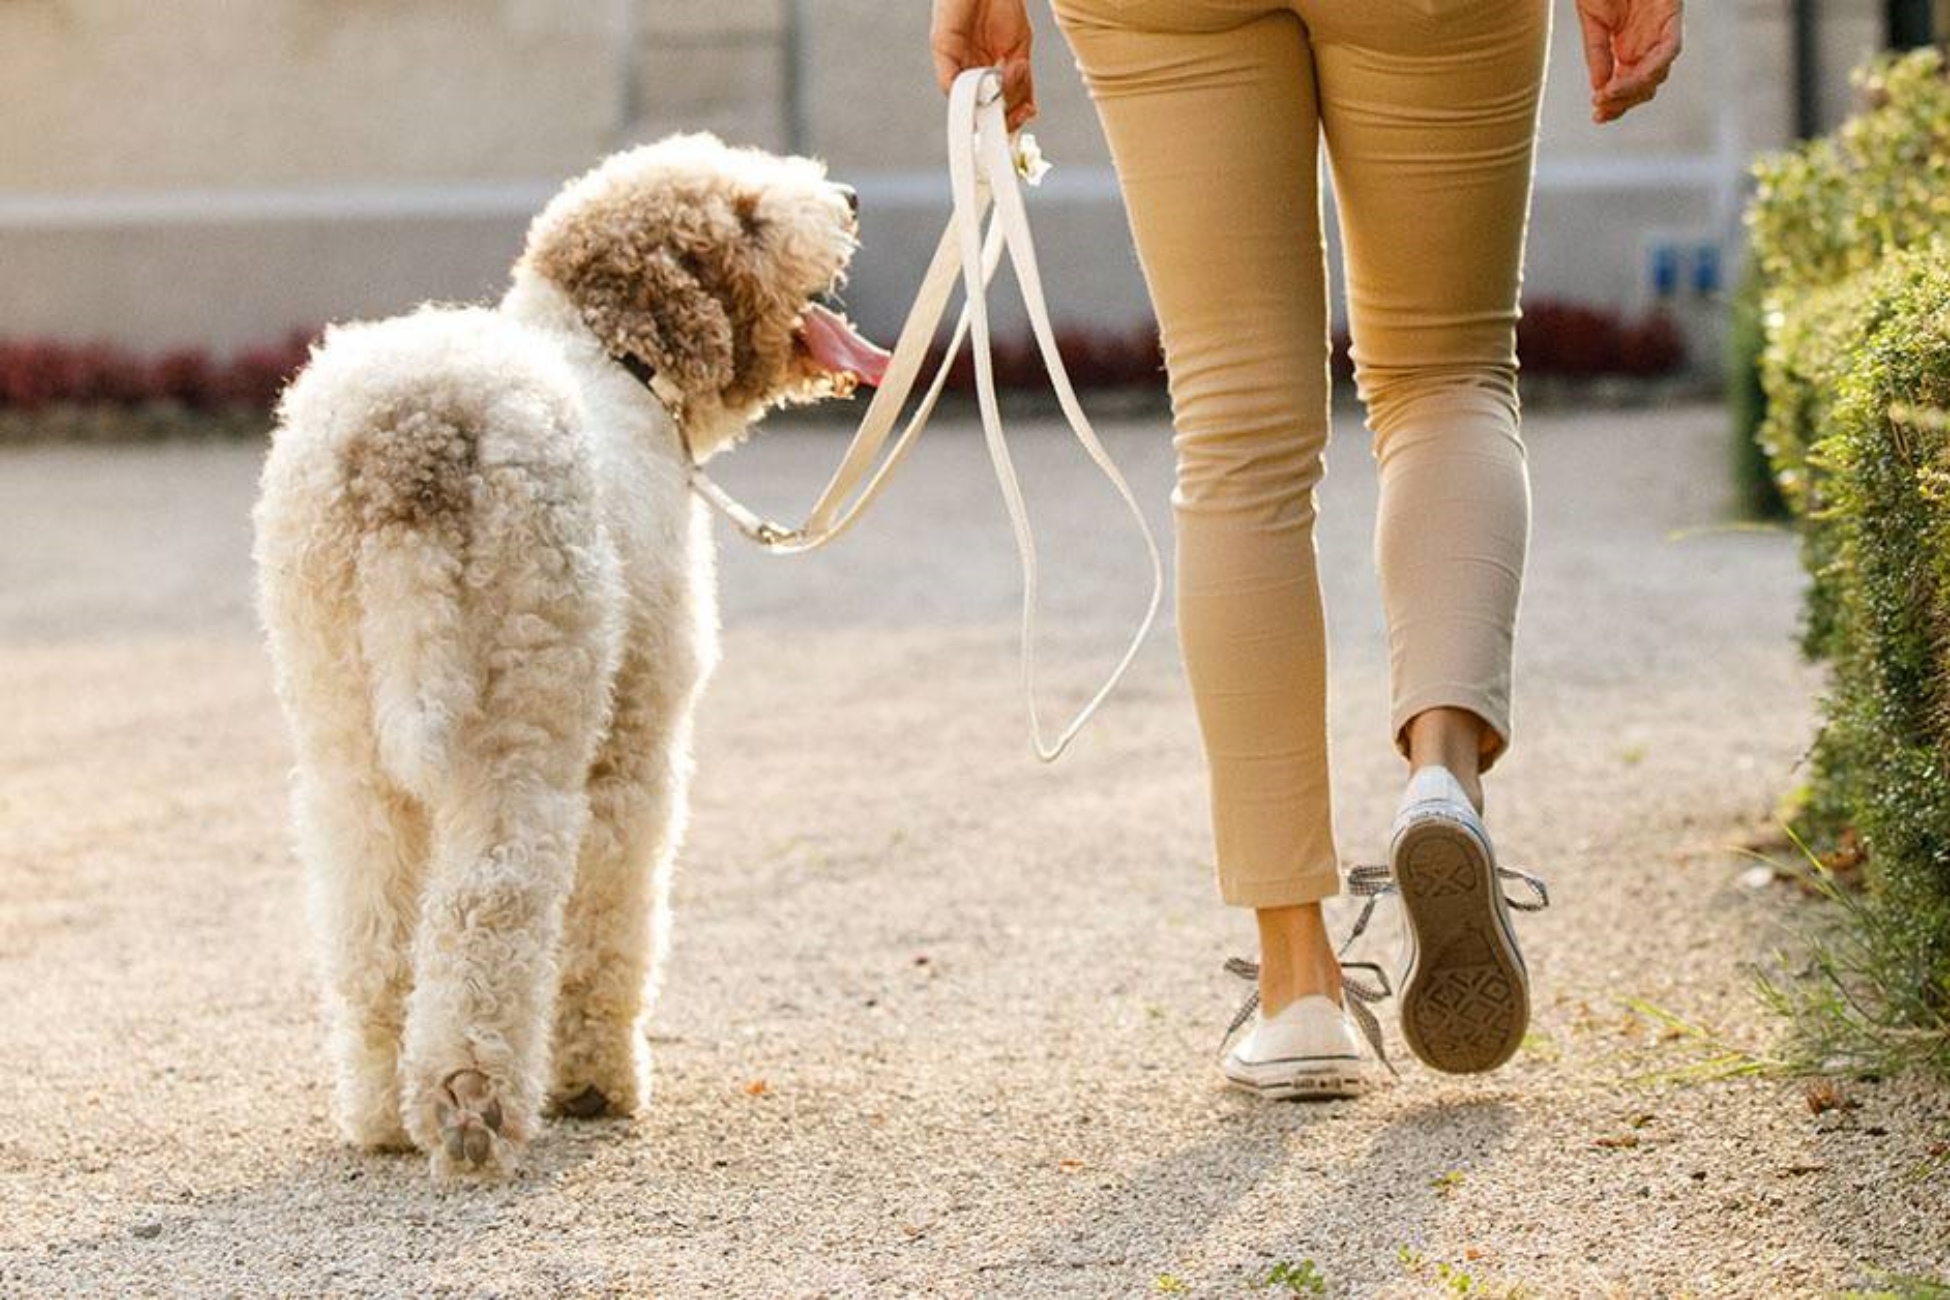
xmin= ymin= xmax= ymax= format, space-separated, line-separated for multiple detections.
xmin=684 ymin=66 xmax=1165 ymax=763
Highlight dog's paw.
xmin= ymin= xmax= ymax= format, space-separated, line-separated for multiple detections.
xmin=345 ymin=1118 xmax=415 ymax=1153
xmin=547 ymin=1062 xmax=645 ymax=1119
xmin=432 ymin=1069 xmax=514 ymax=1177
xmin=334 ymin=1087 xmax=413 ymax=1152
xmin=547 ymin=1029 xmax=647 ymax=1119
xmin=549 ymin=1084 xmax=615 ymax=1120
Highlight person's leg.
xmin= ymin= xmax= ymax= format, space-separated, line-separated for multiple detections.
xmin=1307 ymin=0 xmax=1551 ymax=799
xmin=1302 ymin=0 xmax=1552 ymax=1072
xmin=1050 ymin=0 xmax=1342 ymax=1012
xmin=1406 ymin=706 xmax=1492 ymax=810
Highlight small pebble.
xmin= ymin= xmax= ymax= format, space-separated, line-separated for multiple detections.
xmin=130 ymin=1221 xmax=162 ymax=1240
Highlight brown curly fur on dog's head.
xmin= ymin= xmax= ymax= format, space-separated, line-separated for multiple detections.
xmin=518 ymin=133 xmax=863 ymax=455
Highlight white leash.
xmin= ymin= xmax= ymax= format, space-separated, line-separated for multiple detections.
xmin=685 ymin=67 xmax=1165 ymax=763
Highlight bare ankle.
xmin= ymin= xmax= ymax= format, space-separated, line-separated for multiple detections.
xmin=1405 ymin=706 xmax=1489 ymax=812
xmin=1431 ymin=766 xmax=1485 ymax=813
xmin=1253 ymin=903 xmax=1343 ymax=1017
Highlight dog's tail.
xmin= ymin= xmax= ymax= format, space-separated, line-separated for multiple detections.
xmin=344 ymin=422 xmax=482 ymax=801
xmin=323 ymin=315 xmax=623 ymax=803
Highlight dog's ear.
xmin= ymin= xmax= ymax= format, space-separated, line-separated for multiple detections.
xmin=625 ymin=249 xmax=738 ymax=396
xmin=733 ymin=191 xmax=765 ymax=239
xmin=531 ymin=230 xmax=737 ymax=398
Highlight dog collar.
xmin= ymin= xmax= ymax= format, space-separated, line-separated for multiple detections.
xmin=608 ymin=351 xmax=702 ymax=466
xmin=612 ymin=351 xmax=658 ymax=391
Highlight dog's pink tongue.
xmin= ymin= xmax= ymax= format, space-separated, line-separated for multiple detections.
xmin=799 ymin=303 xmax=892 ymax=388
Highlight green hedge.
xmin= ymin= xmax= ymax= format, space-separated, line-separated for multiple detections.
xmin=1748 ymin=49 xmax=1950 ymax=1066
xmin=1749 ymin=51 xmax=1950 ymax=296
xmin=1727 ymin=265 xmax=1788 ymax=521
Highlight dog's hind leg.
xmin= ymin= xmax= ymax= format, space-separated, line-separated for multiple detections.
xmin=549 ymin=644 xmax=699 ymax=1120
xmin=295 ymin=768 xmax=429 ymax=1152
xmin=400 ymin=776 xmax=591 ymax=1177
xmin=370 ymin=422 xmax=622 ymax=1180
xmin=259 ymin=482 xmax=430 ymax=1154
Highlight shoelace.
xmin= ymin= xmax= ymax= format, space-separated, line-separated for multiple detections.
xmin=1340 ymin=860 xmax=1551 ymax=953
xmin=1222 ymin=954 xmax=1396 ymax=1075
xmin=1221 ymin=862 xmax=1551 ymax=1077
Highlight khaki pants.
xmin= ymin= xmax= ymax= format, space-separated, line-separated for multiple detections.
xmin=1050 ymin=0 xmax=1551 ymax=908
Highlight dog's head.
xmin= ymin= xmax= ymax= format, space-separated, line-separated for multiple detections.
xmin=517 ymin=133 xmax=885 ymax=458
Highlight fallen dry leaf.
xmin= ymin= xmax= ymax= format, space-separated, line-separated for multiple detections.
xmin=1804 ymin=1080 xmax=1858 ymax=1116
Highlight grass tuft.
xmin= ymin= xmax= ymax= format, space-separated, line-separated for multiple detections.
xmin=1259 ymin=1259 xmax=1328 ymax=1295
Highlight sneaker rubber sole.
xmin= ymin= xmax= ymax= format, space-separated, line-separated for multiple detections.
xmin=1393 ymin=815 xmax=1530 ymax=1074
xmin=1221 ymin=1055 xmax=1371 ymax=1101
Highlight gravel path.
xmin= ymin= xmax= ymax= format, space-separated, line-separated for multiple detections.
xmin=1 ymin=403 xmax=1945 ymax=1297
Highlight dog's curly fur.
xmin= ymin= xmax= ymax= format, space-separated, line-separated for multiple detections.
xmin=252 ymin=134 xmax=861 ymax=1179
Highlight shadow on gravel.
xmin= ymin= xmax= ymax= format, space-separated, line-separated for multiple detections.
xmin=1004 ymin=1118 xmax=1308 ymax=1271
xmin=1001 ymin=1092 xmax=1516 ymax=1280
xmin=26 ymin=1123 xmax=630 ymax=1294
xmin=1323 ymin=1094 xmax=1518 ymax=1220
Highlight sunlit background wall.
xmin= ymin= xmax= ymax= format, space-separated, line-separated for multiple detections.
xmin=0 ymin=0 xmax=1930 ymax=372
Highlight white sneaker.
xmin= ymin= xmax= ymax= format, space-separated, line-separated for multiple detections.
xmin=1221 ymin=993 xmax=1375 ymax=1100
xmin=1389 ymin=765 xmax=1543 ymax=1073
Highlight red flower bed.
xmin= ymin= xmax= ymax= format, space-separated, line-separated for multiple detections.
xmin=916 ymin=297 xmax=1686 ymax=396
xmin=1332 ymin=300 xmax=1688 ymax=384
xmin=922 ymin=320 xmax=1166 ymax=393
xmin=1516 ymin=301 xmax=1687 ymax=378
xmin=0 ymin=330 xmax=318 ymax=414
xmin=0 ymin=298 xmax=1686 ymax=419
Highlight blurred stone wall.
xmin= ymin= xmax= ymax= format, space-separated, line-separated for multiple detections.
xmin=632 ymin=0 xmax=791 ymax=151
xmin=0 ymin=0 xmax=1893 ymax=357
xmin=0 ymin=0 xmax=625 ymax=190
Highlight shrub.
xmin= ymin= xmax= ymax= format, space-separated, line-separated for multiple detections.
xmin=1336 ymin=301 xmax=1688 ymax=385
xmin=1516 ymin=300 xmax=1686 ymax=378
xmin=0 ymin=330 xmax=317 ymax=420
xmin=1726 ymin=265 xmax=1787 ymax=519
xmin=1748 ymin=47 xmax=1950 ymax=1070
xmin=152 ymin=348 xmax=224 ymax=409
xmin=220 ymin=334 xmax=315 ymax=410
xmin=1779 ymin=251 xmax=1950 ymax=1045
xmin=1748 ymin=49 xmax=1950 ymax=297
xmin=3 ymin=300 xmax=1686 ymax=432
xmin=914 ymin=299 xmax=1685 ymax=401
xmin=922 ymin=320 xmax=1165 ymax=394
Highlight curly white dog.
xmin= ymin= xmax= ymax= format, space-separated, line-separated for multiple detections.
xmin=252 ymin=135 xmax=885 ymax=1179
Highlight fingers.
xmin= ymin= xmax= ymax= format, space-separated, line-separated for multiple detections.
xmin=928 ymin=0 xmax=961 ymax=93
xmin=932 ymin=50 xmax=1036 ymax=127
xmin=1605 ymin=29 xmax=1679 ymax=100
xmin=1578 ymin=16 xmax=1615 ymax=93
xmin=1594 ymin=70 xmax=1659 ymax=122
xmin=1592 ymin=70 xmax=1667 ymax=122
xmin=1593 ymin=84 xmax=1654 ymax=123
xmin=1592 ymin=23 xmax=1680 ymax=123
xmin=933 ymin=46 xmax=963 ymax=96
xmin=930 ymin=0 xmax=1036 ymax=118
xmin=1002 ymin=56 xmax=1038 ymax=129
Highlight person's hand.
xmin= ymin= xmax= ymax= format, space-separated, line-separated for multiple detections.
xmin=931 ymin=0 xmax=1037 ymax=132
xmin=1575 ymin=0 xmax=1682 ymax=124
